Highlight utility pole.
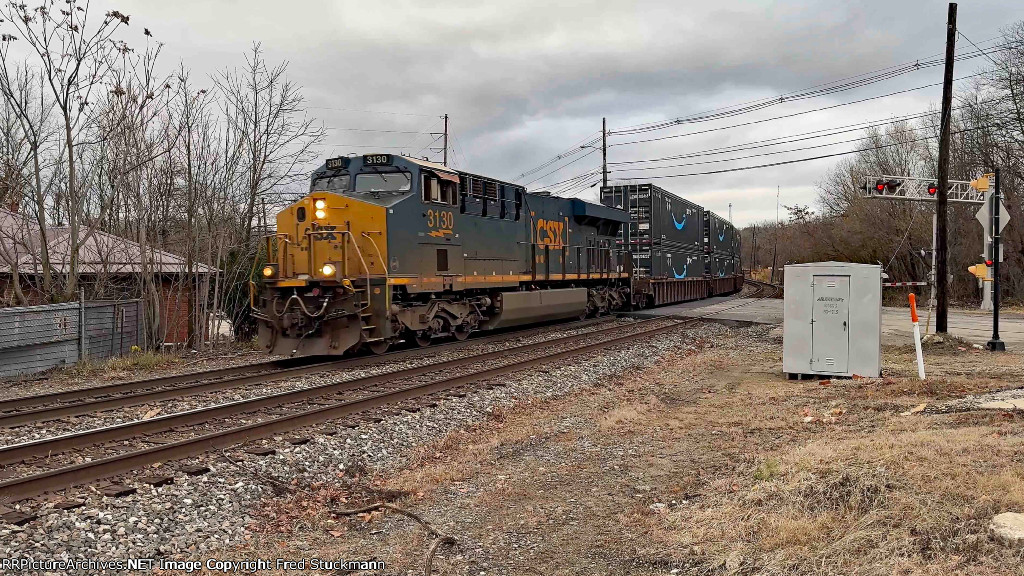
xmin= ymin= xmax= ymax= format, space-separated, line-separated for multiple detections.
xmin=751 ymin=224 xmax=757 ymax=271
xmin=771 ymin=186 xmax=780 ymax=283
xmin=601 ymin=117 xmax=608 ymax=187
xmin=442 ymin=113 xmax=449 ymax=166
xmin=728 ymin=202 xmax=732 ymax=222
xmin=988 ymin=168 xmax=1006 ymax=351
xmin=935 ymin=2 xmax=957 ymax=334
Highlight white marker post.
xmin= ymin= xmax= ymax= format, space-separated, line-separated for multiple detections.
xmin=909 ymin=293 xmax=926 ymax=380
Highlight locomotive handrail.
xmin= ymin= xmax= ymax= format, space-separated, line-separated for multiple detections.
xmin=361 ymin=231 xmax=389 ymax=317
xmin=264 ymin=233 xmax=291 ymax=276
xmin=306 ymin=229 xmax=372 ymax=313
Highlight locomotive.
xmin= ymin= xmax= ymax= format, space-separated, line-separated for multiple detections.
xmin=253 ymin=154 xmax=633 ymax=356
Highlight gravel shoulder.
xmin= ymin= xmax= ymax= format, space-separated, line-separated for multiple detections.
xmin=6 ymin=320 xmax=1024 ymax=575
xmin=180 ymin=325 xmax=1023 ymax=576
xmin=0 ymin=318 xmax=716 ymax=573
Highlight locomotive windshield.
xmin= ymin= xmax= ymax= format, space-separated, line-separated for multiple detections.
xmin=311 ymin=174 xmax=350 ymax=192
xmin=354 ymin=171 xmax=412 ymax=195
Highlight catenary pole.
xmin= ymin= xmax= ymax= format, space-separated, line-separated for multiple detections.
xmin=935 ymin=2 xmax=957 ymax=334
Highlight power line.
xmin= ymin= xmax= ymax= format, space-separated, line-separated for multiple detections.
xmin=957 ymin=30 xmax=1003 ymax=67
xmin=608 ymin=110 xmax=937 ymax=167
xmin=511 ymin=131 xmax=602 ymax=182
xmin=511 ymin=34 xmax=1013 ymax=184
xmin=610 ymin=39 xmax=1011 ymax=136
xmin=609 ymin=71 xmax=986 ymax=147
xmin=538 ymin=167 xmax=601 ymax=192
xmin=608 ymin=124 xmax=992 ymax=182
xmin=523 ymin=148 xmax=599 ymax=187
xmin=608 ymin=129 xmax=922 ymax=174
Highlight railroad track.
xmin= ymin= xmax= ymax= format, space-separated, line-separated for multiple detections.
xmin=0 ymin=316 xmax=616 ymax=428
xmin=0 ymin=282 xmax=774 ymax=505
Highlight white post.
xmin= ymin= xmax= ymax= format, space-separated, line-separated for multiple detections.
xmin=910 ymin=293 xmax=926 ymax=380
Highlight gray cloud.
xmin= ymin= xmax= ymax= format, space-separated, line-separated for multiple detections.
xmin=117 ymin=0 xmax=1021 ymax=224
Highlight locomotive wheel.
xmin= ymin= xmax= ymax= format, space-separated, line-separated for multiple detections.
xmin=454 ymin=325 xmax=471 ymax=341
xmin=368 ymin=340 xmax=390 ymax=355
xmin=415 ymin=332 xmax=432 ymax=347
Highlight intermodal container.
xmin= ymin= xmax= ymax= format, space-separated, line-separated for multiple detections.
xmin=600 ymin=183 xmax=703 ymax=257
xmin=706 ymin=211 xmax=738 ymax=256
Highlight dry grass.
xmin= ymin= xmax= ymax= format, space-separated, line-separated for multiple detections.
xmin=171 ymin=328 xmax=1024 ymax=575
xmin=65 ymin=349 xmax=182 ymax=378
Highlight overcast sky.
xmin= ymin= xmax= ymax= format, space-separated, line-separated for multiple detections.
xmin=113 ymin=1 xmax=1024 ymax=225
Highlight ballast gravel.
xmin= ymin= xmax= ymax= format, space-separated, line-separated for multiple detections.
xmin=0 ymin=321 xmax=746 ymax=570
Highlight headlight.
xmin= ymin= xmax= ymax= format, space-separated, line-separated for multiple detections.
xmin=262 ymin=265 xmax=276 ymax=278
xmin=321 ymin=263 xmax=336 ymax=277
xmin=315 ymin=209 xmax=327 ymax=219
xmin=314 ymin=199 xmax=326 ymax=210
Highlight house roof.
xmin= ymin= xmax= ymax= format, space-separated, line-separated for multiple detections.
xmin=0 ymin=208 xmax=218 ymax=275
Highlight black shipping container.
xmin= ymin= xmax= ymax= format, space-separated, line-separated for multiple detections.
xmin=600 ymin=184 xmax=703 ymax=254
xmin=709 ymin=254 xmax=738 ymax=278
xmin=632 ymin=247 xmax=705 ymax=279
xmin=706 ymin=211 xmax=738 ymax=256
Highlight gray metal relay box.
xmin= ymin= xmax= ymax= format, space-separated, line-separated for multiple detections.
xmin=783 ymin=262 xmax=882 ymax=378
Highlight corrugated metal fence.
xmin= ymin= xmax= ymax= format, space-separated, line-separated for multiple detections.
xmin=0 ymin=300 xmax=143 ymax=379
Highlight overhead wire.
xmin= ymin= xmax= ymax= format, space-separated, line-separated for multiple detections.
xmin=608 ymin=110 xmax=938 ymax=167
xmin=511 ymin=130 xmax=602 ymax=182
xmin=609 ymin=38 xmax=1010 ymax=136
xmin=607 ymin=124 xmax=993 ymax=182
xmin=609 ymin=71 xmax=986 ymax=147
xmin=514 ymin=35 xmax=1009 ymax=184
xmin=522 ymin=148 xmax=599 ymax=187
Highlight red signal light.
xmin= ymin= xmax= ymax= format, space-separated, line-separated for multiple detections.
xmin=927 ymin=183 xmax=938 ymax=195
xmin=874 ymin=180 xmax=885 ymax=192
xmin=986 ymin=259 xmax=994 ymax=266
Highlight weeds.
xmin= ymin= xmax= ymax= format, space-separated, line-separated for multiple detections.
xmin=753 ymin=458 xmax=781 ymax=482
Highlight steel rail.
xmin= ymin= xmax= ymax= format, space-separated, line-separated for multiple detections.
xmin=0 ymin=317 xmax=615 ymax=426
xmin=0 ymin=282 xmax=769 ymax=504
xmin=0 ymin=318 xmax=668 ymax=465
xmin=0 ymin=357 xmax=315 ymax=413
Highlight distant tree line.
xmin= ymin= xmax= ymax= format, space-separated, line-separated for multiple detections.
xmin=0 ymin=1 xmax=324 ymax=347
xmin=743 ymin=22 xmax=1024 ymax=303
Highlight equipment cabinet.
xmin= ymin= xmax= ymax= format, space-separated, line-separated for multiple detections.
xmin=783 ymin=262 xmax=882 ymax=378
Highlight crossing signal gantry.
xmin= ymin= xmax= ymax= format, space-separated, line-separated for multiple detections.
xmin=861 ymin=175 xmax=985 ymax=205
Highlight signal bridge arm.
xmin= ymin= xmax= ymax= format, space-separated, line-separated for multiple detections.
xmin=862 ymin=175 xmax=985 ymax=205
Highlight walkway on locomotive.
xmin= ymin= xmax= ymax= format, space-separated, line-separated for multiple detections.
xmin=271 ymin=154 xmax=630 ymax=294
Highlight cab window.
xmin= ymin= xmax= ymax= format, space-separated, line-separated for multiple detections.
xmin=443 ymin=182 xmax=457 ymax=206
xmin=354 ymin=171 xmax=412 ymax=195
xmin=422 ymin=175 xmax=458 ymax=206
xmin=423 ymin=175 xmax=442 ymax=203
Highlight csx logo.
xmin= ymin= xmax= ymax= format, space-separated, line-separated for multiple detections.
xmin=535 ymin=218 xmax=566 ymax=248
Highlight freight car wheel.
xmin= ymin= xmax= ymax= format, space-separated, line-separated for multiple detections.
xmin=415 ymin=332 xmax=432 ymax=347
xmin=454 ymin=325 xmax=471 ymax=341
xmin=368 ymin=341 xmax=390 ymax=355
